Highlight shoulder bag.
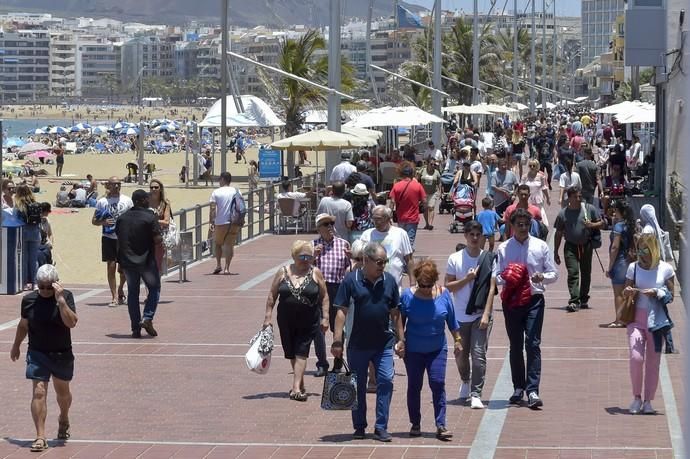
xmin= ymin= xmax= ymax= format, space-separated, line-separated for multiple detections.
xmin=619 ymin=263 xmax=637 ymax=325
xmin=321 ymin=359 xmax=358 ymax=410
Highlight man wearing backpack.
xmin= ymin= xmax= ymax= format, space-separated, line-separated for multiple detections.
xmin=209 ymin=172 xmax=246 ymax=275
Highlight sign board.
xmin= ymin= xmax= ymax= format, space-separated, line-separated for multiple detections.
xmin=171 ymin=231 xmax=194 ymax=263
xmin=259 ymin=148 xmax=282 ymax=182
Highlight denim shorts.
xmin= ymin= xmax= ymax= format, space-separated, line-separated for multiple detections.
xmin=609 ymin=257 xmax=630 ymax=286
xmin=26 ymin=349 xmax=74 ymax=382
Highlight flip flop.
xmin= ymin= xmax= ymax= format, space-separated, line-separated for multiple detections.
xmin=606 ymin=321 xmax=625 ymax=328
xmin=57 ymin=420 xmax=71 ymax=440
xmin=30 ymin=438 xmax=48 ymax=452
xmin=212 ymin=267 xmax=222 ymax=275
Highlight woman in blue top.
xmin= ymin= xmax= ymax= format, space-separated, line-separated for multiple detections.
xmin=606 ymin=199 xmax=637 ymax=327
xmin=400 ymin=259 xmax=461 ymax=441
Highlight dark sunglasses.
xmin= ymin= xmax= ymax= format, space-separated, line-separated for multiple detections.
xmin=319 ymin=222 xmax=334 ymax=228
xmin=298 ymin=254 xmax=314 ymax=261
xmin=368 ymin=257 xmax=388 ymax=267
xmin=150 ymin=186 xmax=160 ymax=190
xmin=37 ymin=285 xmax=54 ymax=291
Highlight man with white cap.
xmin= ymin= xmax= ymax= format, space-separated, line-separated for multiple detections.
xmin=330 ymin=152 xmax=357 ymax=183
xmin=311 ymin=213 xmax=351 ymax=374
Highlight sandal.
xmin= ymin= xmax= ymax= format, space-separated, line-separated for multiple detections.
xmin=30 ymin=438 xmax=48 ymax=452
xmin=212 ymin=267 xmax=222 ymax=275
xmin=57 ymin=420 xmax=71 ymax=440
xmin=289 ymin=390 xmax=308 ymax=402
xmin=606 ymin=321 xmax=625 ymax=328
xmin=117 ymin=294 xmax=126 ymax=305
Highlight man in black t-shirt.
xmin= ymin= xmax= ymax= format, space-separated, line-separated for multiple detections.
xmin=116 ymin=189 xmax=162 ymax=338
xmin=10 ymin=264 xmax=78 ymax=452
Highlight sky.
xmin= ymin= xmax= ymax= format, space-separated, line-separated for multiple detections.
xmin=405 ymin=0 xmax=581 ymax=17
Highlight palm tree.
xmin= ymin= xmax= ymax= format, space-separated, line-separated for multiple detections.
xmin=259 ymin=29 xmax=358 ymax=137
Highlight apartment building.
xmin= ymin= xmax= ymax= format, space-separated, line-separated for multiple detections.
xmin=0 ymin=29 xmax=50 ymax=103
xmin=79 ymin=36 xmax=119 ymax=97
xmin=49 ymin=31 xmax=77 ymax=98
xmin=120 ymin=36 xmax=175 ymax=91
xmin=581 ymin=0 xmax=625 ymax=65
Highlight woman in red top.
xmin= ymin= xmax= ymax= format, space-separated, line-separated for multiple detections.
xmin=390 ymin=161 xmax=426 ymax=248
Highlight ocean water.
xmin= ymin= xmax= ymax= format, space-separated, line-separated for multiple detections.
xmin=2 ymin=119 xmax=74 ymax=138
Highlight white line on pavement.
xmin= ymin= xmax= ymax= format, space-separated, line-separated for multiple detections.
xmin=660 ymin=355 xmax=686 ymax=459
xmin=235 ymin=259 xmax=291 ymax=291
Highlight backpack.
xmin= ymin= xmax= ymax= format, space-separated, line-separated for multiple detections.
xmin=230 ymin=191 xmax=247 ymax=226
xmin=24 ymin=202 xmax=42 ymax=225
xmin=529 ymin=218 xmax=549 ymax=241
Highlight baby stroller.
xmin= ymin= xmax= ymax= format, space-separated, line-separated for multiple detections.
xmin=449 ymin=184 xmax=476 ymax=233
xmin=438 ymin=171 xmax=455 ymax=214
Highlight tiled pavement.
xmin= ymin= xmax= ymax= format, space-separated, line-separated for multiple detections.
xmin=0 ymin=186 xmax=685 ymax=459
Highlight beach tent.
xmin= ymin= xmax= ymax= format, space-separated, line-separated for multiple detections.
xmin=343 ymin=106 xmax=446 ymax=128
xmin=199 ymin=95 xmax=285 ymax=128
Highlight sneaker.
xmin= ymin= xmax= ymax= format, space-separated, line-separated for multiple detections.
xmin=314 ymin=367 xmax=327 ymax=377
xmin=131 ymin=329 xmax=141 ymax=338
xmin=435 ymin=426 xmax=453 ymax=440
xmin=459 ymin=381 xmax=470 ymax=399
xmin=527 ymin=392 xmax=543 ymax=409
xmin=374 ymin=428 xmax=392 ymax=442
xmin=409 ymin=424 xmax=421 ymax=437
xmin=470 ymin=396 xmax=484 ymax=409
xmin=642 ymin=400 xmax=656 ymax=415
xmin=509 ymin=389 xmax=524 ymax=404
xmin=140 ymin=319 xmax=158 ymax=337
xmin=629 ymin=398 xmax=643 ymax=414
xmin=566 ymin=303 xmax=580 ymax=312
xmin=580 ymin=302 xmax=589 ymax=309
xmin=352 ymin=428 xmax=366 ymax=440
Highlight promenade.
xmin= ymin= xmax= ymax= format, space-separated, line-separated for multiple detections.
xmin=0 ymin=196 xmax=685 ymax=458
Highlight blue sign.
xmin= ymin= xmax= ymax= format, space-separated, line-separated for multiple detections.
xmin=258 ymin=148 xmax=282 ymax=181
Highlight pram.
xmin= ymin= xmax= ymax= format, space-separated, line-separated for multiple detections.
xmin=438 ymin=171 xmax=455 ymax=214
xmin=449 ymin=184 xmax=475 ymax=233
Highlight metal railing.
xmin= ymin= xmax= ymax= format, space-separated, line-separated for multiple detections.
xmin=164 ymin=170 xmax=325 ymax=281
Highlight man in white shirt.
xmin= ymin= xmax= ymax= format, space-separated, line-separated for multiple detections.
xmin=209 ymin=172 xmax=242 ymax=275
xmin=423 ymin=141 xmax=444 ymax=163
xmin=493 ymin=208 xmax=558 ymax=409
xmin=330 ymin=152 xmax=357 ymax=183
xmin=277 ymin=180 xmax=310 ymax=215
xmin=359 ymin=205 xmax=415 ymax=287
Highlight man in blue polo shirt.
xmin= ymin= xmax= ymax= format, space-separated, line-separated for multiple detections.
xmin=332 ymin=242 xmax=405 ymax=443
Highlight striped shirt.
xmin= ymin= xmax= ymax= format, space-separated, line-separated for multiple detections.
xmin=313 ymin=236 xmax=350 ymax=284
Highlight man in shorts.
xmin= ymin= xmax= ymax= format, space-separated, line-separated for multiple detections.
xmin=10 ymin=264 xmax=78 ymax=452
xmin=209 ymin=172 xmax=243 ymax=274
xmin=92 ymin=176 xmax=133 ymax=307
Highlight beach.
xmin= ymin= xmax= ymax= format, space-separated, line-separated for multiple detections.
xmin=1 ymin=104 xmax=208 ymax=125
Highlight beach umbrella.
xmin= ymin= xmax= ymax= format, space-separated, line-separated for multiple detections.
xmin=48 ymin=126 xmax=69 ymax=135
xmin=27 ymin=128 xmax=46 ymax=135
xmin=113 ymin=121 xmax=127 ymax=130
xmin=2 ymin=160 xmax=22 ymax=173
xmin=70 ymin=123 xmax=91 ymax=132
xmin=123 ymin=127 xmax=139 ymax=136
xmin=442 ymin=104 xmax=493 ymax=115
xmin=271 ymin=129 xmax=370 ymax=151
xmin=27 ymin=150 xmax=55 ymax=160
xmin=155 ymin=123 xmax=177 ymax=132
xmin=344 ymin=106 xmax=446 ymax=128
xmin=19 ymin=142 xmax=52 ymax=154
xmin=92 ymin=125 xmax=110 ymax=135
xmin=2 ymin=137 xmax=25 ymax=148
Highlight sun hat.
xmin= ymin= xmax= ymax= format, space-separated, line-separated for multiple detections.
xmin=315 ymin=213 xmax=336 ymax=226
xmin=351 ymin=183 xmax=369 ymax=196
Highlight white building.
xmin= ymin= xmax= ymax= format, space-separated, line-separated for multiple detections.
xmin=581 ymin=0 xmax=625 ymax=65
xmin=0 ymin=29 xmax=50 ymax=103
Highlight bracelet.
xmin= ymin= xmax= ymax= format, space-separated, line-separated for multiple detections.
xmin=454 ymin=337 xmax=462 ymax=343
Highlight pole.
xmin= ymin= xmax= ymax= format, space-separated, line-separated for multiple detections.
xmin=220 ymin=0 xmax=228 ymax=174
xmin=472 ymin=0 xmax=480 ymax=105
xmin=513 ymin=0 xmax=518 ymax=102
xmin=137 ymin=122 xmax=145 ymax=185
xmin=552 ymin=0 xmax=557 ymax=103
xmin=366 ymin=0 xmax=380 ymax=103
xmin=433 ymin=0 xmax=442 ymax=145
xmin=530 ymin=0 xmax=536 ymax=113
xmin=326 ymin=0 xmax=342 ymax=182
xmin=541 ymin=0 xmax=547 ymax=109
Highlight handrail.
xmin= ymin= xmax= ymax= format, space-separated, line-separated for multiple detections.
xmin=163 ymin=170 xmax=325 ymax=281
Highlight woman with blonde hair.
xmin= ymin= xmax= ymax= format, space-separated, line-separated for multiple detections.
xmin=14 ymin=184 xmax=42 ymax=290
xmin=148 ymin=179 xmax=171 ymax=273
xmin=520 ymin=158 xmax=551 ymax=227
xmin=262 ymin=240 xmax=330 ymax=401
xmin=623 ymin=233 xmax=675 ymax=414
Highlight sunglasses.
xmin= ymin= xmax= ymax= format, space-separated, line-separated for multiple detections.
xmin=37 ymin=285 xmax=54 ymax=291
xmin=298 ymin=254 xmax=314 ymax=261
xmin=637 ymin=247 xmax=651 ymax=256
xmin=529 ymin=165 xmax=538 ymax=168
xmin=150 ymin=186 xmax=160 ymax=190
xmin=318 ymin=222 xmax=334 ymax=228
xmin=109 ymin=183 xmax=121 ymax=187
xmin=368 ymin=257 xmax=388 ymax=267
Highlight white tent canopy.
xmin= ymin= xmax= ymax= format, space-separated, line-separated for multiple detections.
xmin=593 ymin=100 xmax=654 ymax=115
xmin=341 ymin=126 xmax=383 ymax=143
xmin=535 ymin=102 xmax=556 ymax=110
xmin=616 ymin=107 xmax=656 ymax=124
xmin=442 ymin=104 xmax=493 ymax=115
xmin=304 ymin=109 xmax=369 ymax=124
xmin=271 ymin=129 xmax=371 ymax=151
xmin=199 ymin=95 xmax=285 ymax=128
xmin=343 ymin=106 xmax=446 ymax=128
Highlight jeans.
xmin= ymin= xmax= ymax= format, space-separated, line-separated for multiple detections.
xmin=404 ymin=348 xmax=448 ymax=428
xmin=456 ymin=317 xmax=492 ymax=397
xmin=564 ymin=241 xmax=593 ymax=306
xmin=398 ymin=222 xmax=418 ymax=249
xmin=313 ymin=282 xmax=341 ymax=370
xmin=22 ymin=239 xmax=40 ymax=286
xmin=123 ymin=260 xmax=161 ymax=332
xmin=347 ymin=347 xmax=394 ymax=431
xmin=503 ymin=294 xmax=545 ymax=394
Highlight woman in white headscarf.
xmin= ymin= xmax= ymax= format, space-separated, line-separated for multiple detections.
xmin=638 ymin=204 xmax=676 ymax=353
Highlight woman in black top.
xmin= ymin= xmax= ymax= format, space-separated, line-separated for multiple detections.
xmin=263 ymin=240 xmax=329 ymax=401
xmin=10 ymin=264 xmax=78 ymax=452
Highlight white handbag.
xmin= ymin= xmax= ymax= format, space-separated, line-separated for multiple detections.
xmin=245 ymin=338 xmax=271 ymax=374
xmin=163 ymin=217 xmax=180 ymax=250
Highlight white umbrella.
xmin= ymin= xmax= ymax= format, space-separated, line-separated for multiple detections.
xmin=48 ymin=126 xmax=69 ymax=135
xmin=19 ymin=142 xmax=52 ymax=154
xmin=27 ymin=128 xmax=46 ymax=135
xmin=341 ymin=127 xmax=383 ymax=145
xmin=507 ymin=102 xmax=529 ymax=111
xmin=616 ymin=108 xmax=656 ymax=124
xmin=344 ymin=106 xmax=446 ymax=128
xmin=535 ymin=102 xmax=556 ymax=110
xmin=271 ymin=129 xmax=370 ymax=151
xmin=123 ymin=127 xmax=139 ymax=136
xmin=92 ymin=125 xmax=110 ymax=135
xmin=442 ymin=104 xmax=493 ymax=115
xmin=593 ymin=100 xmax=654 ymax=115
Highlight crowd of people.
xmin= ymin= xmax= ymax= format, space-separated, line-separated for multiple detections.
xmin=4 ymin=108 xmax=679 ymax=450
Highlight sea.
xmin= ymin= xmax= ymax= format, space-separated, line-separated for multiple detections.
xmin=2 ymin=119 xmax=78 ymax=138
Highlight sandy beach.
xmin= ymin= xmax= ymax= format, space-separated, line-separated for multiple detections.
xmin=1 ymin=104 xmax=208 ymax=124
